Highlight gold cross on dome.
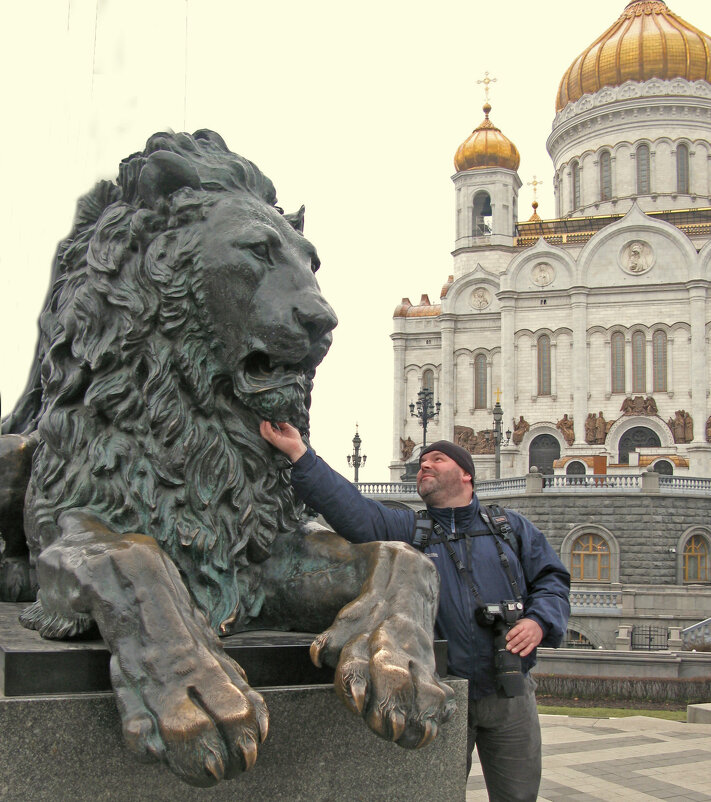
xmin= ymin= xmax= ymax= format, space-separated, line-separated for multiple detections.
xmin=495 ymin=387 xmax=501 ymax=403
xmin=528 ymin=175 xmax=543 ymax=201
xmin=477 ymin=71 xmax=497 ymax=102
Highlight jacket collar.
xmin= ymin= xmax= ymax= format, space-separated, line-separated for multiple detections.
xmin=426 ymin=494 xmax=481 ymax=533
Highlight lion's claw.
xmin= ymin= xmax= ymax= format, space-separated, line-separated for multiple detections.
xmin=110 ymin=645 xmax=268 ymax=787
xmin=314 ymin=614 xmax=455 ymax=751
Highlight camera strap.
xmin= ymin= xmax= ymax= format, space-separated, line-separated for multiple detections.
xmin=414 ymin=508 xmax=524 ymax=605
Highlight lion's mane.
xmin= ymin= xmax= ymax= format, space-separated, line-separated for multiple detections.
xmin=23 ymin=130 xmax=312 ymax=634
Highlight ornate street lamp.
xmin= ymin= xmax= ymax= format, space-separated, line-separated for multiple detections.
xmin=492 ymin=395 xmax=512 ymax=479
xmin=347 ymin=425 xmax=367 ymax=482
xmin=409 ymin=387 xmax=441 ymax=449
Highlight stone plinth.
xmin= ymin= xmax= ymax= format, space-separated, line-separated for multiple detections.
xmin=0 ymin=604 xmax=466 ymax=801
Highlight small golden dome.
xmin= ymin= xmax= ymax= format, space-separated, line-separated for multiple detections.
xmin=454 ymin=103 xmax=520 ymax=172
xmin=557 ymin=1 xmax=711 ymax=112
xmin=528 ymin=201 xmax=542 ymax=222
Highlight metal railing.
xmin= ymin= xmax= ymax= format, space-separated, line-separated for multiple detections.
xmin=476 ymin=477 xmax=527 ymax=496
xmin=631 ymin=625 xmax=669 ymax=651
xmin=357 ymin=474 xmax=711 ymax=497
xmin=356 ymin=482 xmax=418 ymax=495
xmin=570 ymin=589 xmax=622 ymax=610
xmin=682 ymin=617 xmax=711 ymax=651
xmin=542 ymin=474 xmax=641 ymax=491
xmin=659 ymin=475 xmax=711 ymax=493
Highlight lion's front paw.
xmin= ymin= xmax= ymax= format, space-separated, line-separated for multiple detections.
xmin=110 ymin=646 xmax=268 ymax=787
xmin=311 ymin=616 xmax=456 ymax=749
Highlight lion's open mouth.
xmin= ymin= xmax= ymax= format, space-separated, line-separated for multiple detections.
xmin=236 ymin=351 xmax=311 ymax=395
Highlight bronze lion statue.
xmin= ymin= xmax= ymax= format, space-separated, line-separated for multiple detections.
xmin=0 ymin=130 xmax=454 ymax=786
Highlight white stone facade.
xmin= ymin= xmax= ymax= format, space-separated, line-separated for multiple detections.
xmin=392 ymin=78 xmax=711 ymax=481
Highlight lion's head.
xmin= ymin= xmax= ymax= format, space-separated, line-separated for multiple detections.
xmin=21 ymin=130 xmax=337 ymax=631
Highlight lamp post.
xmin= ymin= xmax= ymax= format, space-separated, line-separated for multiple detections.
xmin=346 ymin=425 xmax=367 ymax=482
xmin=409 ymin=387 xmax=441 ymax=449
xmin=492 ymin=398 xmax=512 ymax=479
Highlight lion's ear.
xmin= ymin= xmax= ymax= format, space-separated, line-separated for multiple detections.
xmin=285 ymin=205 xmax=305 ymax=233
xmin=138 ymin=151 xmax=202 ymax=208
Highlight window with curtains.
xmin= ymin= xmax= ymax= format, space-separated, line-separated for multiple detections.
xmin=571 ymin=161 xmax=581 ymax=209
xmin=684 ymin=535 xmax=709 ymax=582
xmin=474 ymin=354 xmax=487 ymax=408
xmin=677 ymin=143 xmax=690 ymax=194
xmin=652 ymin=330 xmax=667 ymax=392
xmin=632 ymin=331 xmax=646 ymax=393
xmin=571 ymin=534 xmax=611 ymax=582
xmin=611 ymin=332 xmax=625 ymax=393
xmin=636 ymin=144 xmax=650 ymax=194
xmin=537 ymin=335 xmax=551 ymax=396
xmin=600 ymin=151 xmax=612 ymax=200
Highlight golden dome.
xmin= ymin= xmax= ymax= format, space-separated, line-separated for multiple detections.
xmin=556 ymin=1 xmax=711 ymax=112
xmin=454 ymin=103 xmax=521 ymax=172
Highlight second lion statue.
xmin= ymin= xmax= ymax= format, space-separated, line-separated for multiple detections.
xmin=0 ymin=130 xmax=454 ymax=787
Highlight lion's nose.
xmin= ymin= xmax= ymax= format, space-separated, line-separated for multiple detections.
xmin=295 ymin=297 xmax=338 ymax=344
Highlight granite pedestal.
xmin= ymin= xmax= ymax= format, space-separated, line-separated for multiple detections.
xmin=0 ymin=604 xmax=467 ymax=801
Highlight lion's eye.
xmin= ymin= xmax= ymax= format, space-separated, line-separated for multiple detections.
xmin=248 ymin=242 xmax=271 ymax=262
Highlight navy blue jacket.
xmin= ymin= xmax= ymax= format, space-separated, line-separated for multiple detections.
xmin=291 ymin=449 xmax=570 ymax=699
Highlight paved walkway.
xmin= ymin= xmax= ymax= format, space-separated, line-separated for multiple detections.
xmin=466 ymin=714 xmax=711 ymax=801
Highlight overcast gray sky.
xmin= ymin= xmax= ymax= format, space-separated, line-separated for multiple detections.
xmin=2 ymin=0 xmax=710 ymax=480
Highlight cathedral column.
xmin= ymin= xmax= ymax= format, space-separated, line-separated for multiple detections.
xmin=499 ymin=293 xmax=516 ymax=424
xmin=486 ymin=358 xmax=493 ymax=411
xmin=440 ymin=319 xmax=455 ymax=442
xmin=688 ymin=283 xmax=707 ymax=443
xmin=469 ymin=358 xmax=476 ymax=413
xmin=392 ymin=337 xmax=407 ymax=461
xmin=625 ymin=335 xmax=633 ymax=395
xmin=571 ymin=290 xmax=589 ymax=443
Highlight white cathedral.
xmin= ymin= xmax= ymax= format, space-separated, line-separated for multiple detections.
xmin=391 ymin=0 xmax=711 ymax=481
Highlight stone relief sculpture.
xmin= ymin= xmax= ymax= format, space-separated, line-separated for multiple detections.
xmin=470 ymin=287 xmax=491 ymax=309
xmin=621 ymin=240 xmax=653 ymax=274
xmin=511 ymin=415 xmax=530 ymax=445
xmin=668 ymin=410 xmax=693 ymax=443
xmin=454 ymin=425 xmax=495 ymax=454
xmin=0 ymin=131 xmax=454 ymax=786
xmin=400 ymin=435 xmax=416 ymax=461
xmin=585 ymin=412 xmax=608 ymax=445
xmin=621 ymin=396 xmax=657 ymax=415
xmin=556 ymin=414 xmax=575 ymax=446
xmin=531 ymin=262 xmax=554 ymax=287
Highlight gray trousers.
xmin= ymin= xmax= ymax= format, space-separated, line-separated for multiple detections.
xmin=466 ymin=675 xmax=541 ymax=802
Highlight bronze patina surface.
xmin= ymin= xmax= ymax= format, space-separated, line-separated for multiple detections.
xmin=0 ymin=131 xmax=454 ymax=787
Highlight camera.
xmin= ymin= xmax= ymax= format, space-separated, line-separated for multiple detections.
xmin=475 ymin=600 xmax=525 ymax=697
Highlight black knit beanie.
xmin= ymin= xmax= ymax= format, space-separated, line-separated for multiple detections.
xmin=419 ymin=440 xmax=475 ymax=482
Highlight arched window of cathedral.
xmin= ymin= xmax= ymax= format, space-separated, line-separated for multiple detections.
xmin=528 ymin=434 xmax=560 ymax=476
xmin=618 ymin=426 xmax=661 ymax=464
xmin=537 ymin=335 xmax=551 ymax=396
xmin=636 ymin=144 xmax=650 ymax=194
xmin=600 ymin=151 xmax=612 ymax=200
xmin=472 ymin=191 xmax=492 ymax=236
xmin=571 ymin=534 xmax=611 ymax=582
xmin=571 ymin=161 xmax=581 ymax=209
xmin=632 ymin=331 xmax=646 ymax=393
xmin=422 ymin=369 xmax=434 ymax=393
xmin=652 ymin=330 xmax=667 ymax=392
xmin=566 ymin=461 xmax=586 ymax=476
xmin=683 ymin=534 xmax=709 ymax=583
xmin=611 ymin=332 xmax=625 ymax=393
xmin=677 ymin=143 xmax=690 ymax=194
xmin=652 ymin=459 xmax=673 ymax=476
xmin=474 ymin=354 xmax=487 ymax=409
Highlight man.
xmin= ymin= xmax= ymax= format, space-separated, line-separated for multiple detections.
xmin=260 ymin=421 xmax=570 ymax=802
